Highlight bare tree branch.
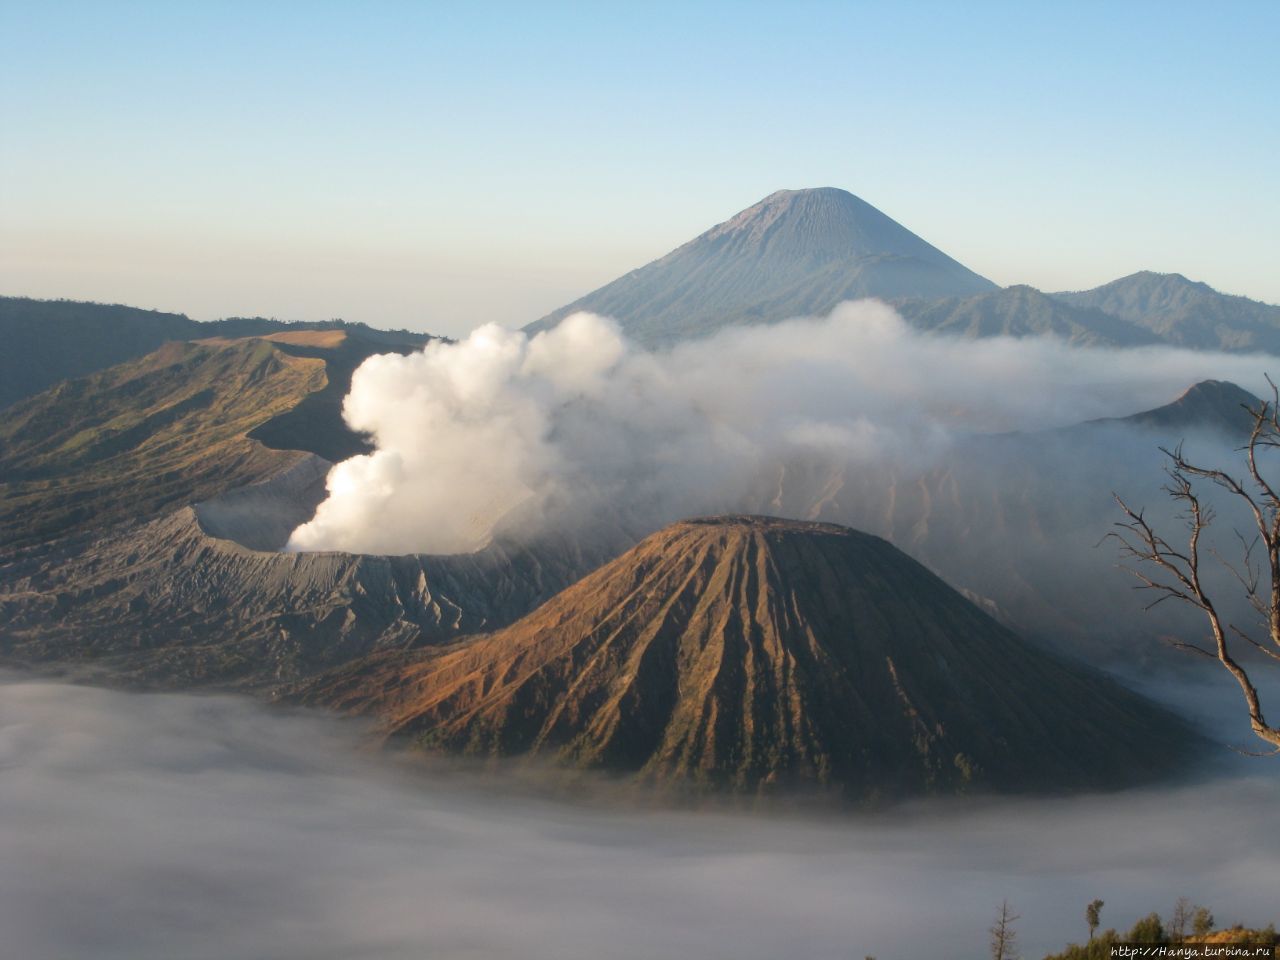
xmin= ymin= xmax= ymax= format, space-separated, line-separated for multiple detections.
xmin=1228 ymin=623 xmax=1280 ymax=663
xmin=1166 ymin=639 xmax=1217 ymax=659
xmin=1111 ymin=387 xmax=1280 ymax=752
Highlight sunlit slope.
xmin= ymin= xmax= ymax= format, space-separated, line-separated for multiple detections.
xmin=309 ymin=516 xmax=1196 ymax=798
xmin=0 ymin=323 xmax=432 ymax=551
xmin=0 ymin=297 xmax=199 ymax=409
xmin=0 ymin=295 xmax=434 ymax=410
xmin=0 ymin=339 xmax=325 ymax=550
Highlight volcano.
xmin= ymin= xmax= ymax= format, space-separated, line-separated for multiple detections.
xmin=525 ymin=187 xmax=996 ymax=347
xmin=308 ymin=516 xmax=1196 ymax=799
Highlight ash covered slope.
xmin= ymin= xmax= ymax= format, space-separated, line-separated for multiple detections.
xmin=0 ymin=487 xmax=627 ymax=690
xmin=310 ymin=516 xmax=1194 ymax=798
xmin=525 ymin=188 xmax=996 ymax=347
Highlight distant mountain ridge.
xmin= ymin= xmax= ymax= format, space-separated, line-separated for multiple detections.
xmin=525 ymin=187 xmax=997 ymax=346
xmin=1053 ymin=271 xmax=1280 ymax=352
xmin=0 ymin=296 xmax=430 ymax=409
xmin=526 ymin=190 xmax=1280 ymax=352
xmin=894 ymin=284 xmax=1162 ymax=347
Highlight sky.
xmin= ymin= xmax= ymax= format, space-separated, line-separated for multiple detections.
xmin=1 ymin=0 xmax=1277 ymax=338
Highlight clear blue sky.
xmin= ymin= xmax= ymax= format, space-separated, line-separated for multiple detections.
xmin=2 ymin=0 xmax=1276 ymax=337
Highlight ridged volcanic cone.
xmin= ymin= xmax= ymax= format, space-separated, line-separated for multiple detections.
xmin=308 ymin=516 xmax=1196 ymax=798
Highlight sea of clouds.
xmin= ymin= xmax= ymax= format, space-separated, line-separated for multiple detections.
xmin=2 ymin=673 xmax=1277 ymax=960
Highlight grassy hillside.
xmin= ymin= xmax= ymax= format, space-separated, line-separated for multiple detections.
xmin=1043 ymin=910 xmax=1276 ymax=959
xmin=0 ymin=295 xmax=432 ymax=409
xmin=0 ymin=297 xmax=200 ymax=408
xmin=0 ymin=339 xmax=327 ymax=551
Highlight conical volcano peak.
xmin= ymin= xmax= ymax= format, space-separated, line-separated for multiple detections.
xmin=736 ymin=186 xmax=876 ymax=212
xmin=699 ymin=187 xmax=940 ymax=262
xmin=709 ymin=187 xmax=877 ymax=231
xmin=763 ymin=186 xmax=854 ymax=202
xmin=1112 ymin=379 xmax=1262 ymax=436
xmin=1176 ymin=379 xmax=1259 ymax=405
xmin=525 ymin=188 xmax=996 ymax=346
xmin=308 ymin=515 xmax=1196 ymax=799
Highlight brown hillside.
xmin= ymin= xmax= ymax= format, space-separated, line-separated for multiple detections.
xmin=0 ymin=325 xmax=431 ymax=552
xmin=0 ymin=339 xmax=324 ymax=551
xmin=308 ymin=516 xmax=1197 ymax=798
xmin=0 ymin=479 xmax=626 ymax=689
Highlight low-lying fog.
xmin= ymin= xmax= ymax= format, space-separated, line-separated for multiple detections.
xmin=3 ymin=672 xmax=1276 ymax=960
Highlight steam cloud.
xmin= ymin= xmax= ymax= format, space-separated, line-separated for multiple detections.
xmin=2 ymin=675 xmax=1276 ymax=960
xmin=288 ymin=302 xmax=1280 ymax=555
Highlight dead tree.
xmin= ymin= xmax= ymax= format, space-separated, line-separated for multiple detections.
xmin=1170 ymin=897 xmax=1192 ymax=943
xmin=1111 ymin=377 xmax=1280 ymax=752
xmin=990 ymin=900 xmax=1021 ymax=960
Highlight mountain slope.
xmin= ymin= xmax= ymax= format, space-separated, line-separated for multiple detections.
xmin=0 ymin=381 xmax=1255 ymax=694
xmin=0 ymin=339 xmax=325 ymax=551
xmin=0 ymin=492 xmax=623 ymax=689
xmin=0 ymin=328 xmax=429 ymax=551
xmin=894 ymin=284 xmax=1162 ymax=346
xmin=525 ymin=188 xmax=996 ymax=347
xmin=239 ymin=328 xmax=431 ymax=462
xmin=1053 ymin=272 xmax=1280 ymax=352
xmin=753 ymin=380 xmax=1263 ymax=661
xmin=308 ymin=516 xmax=1195 ymax=798
xmin=1093 ymin=379 xmax=1261 ymax=435
xmin=0 ymin=298 xmax=198 ymax=408
xmin=0 ymin=296 xmax=432 ymax=409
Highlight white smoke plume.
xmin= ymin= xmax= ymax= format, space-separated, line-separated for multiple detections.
xmin=288 ymin=302 xmax=1279 ymax=555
